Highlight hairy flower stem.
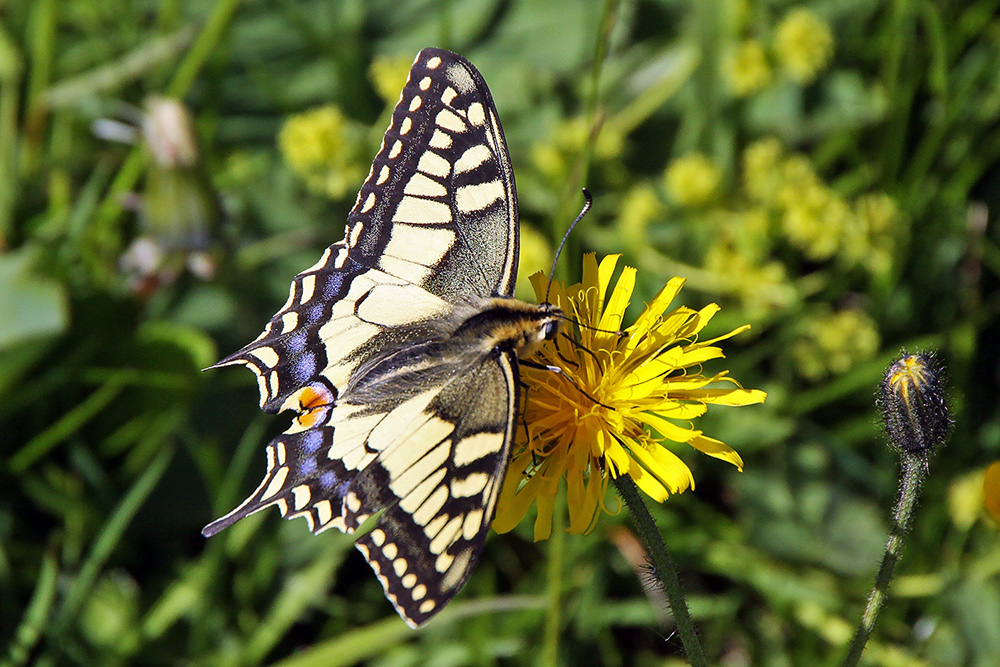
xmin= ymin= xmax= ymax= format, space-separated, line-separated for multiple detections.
xmin=842 ymin=455 xmax=926 ymax=667
xmin=614 ymin=474 xmax=707 ymax=667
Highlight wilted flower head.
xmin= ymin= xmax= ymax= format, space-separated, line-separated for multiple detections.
xmin=142 ymin=96 xmax=199 ymax=169
xmin=493 ymin=254 xmax=766 ymax=540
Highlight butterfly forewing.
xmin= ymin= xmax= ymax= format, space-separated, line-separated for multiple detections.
xmin=347 ymin=48 xmax=518 ymax=300
xmin=204 ymin=48 xmax=535 ymax=627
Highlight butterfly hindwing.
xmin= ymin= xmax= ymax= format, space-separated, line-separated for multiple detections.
xmin=351 ymin=349 xmax=517 ymax=626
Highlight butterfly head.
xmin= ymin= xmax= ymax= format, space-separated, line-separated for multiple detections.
xmin=537 ymin=302 xmax=563 ymax=341
xmin=508 ymin=301 xmax=563 ymax=358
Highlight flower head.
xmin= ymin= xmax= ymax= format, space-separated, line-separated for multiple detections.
xmin=664 ymin=153 xmax=723 ymax=207
xmin=774 ymin=8 xmax=834 ymax=84
xmin=879 ymin=351 xmax=951 ymax=459
xmin=724 ymin=39 xmax=772 ymax=97
xmin=278 ymin=105 xmax=366 ymax=199
xmin=984 ymin=462 xmax=1000 ymax=528
xmin=493 ymin=254 xmax=766 ymax=540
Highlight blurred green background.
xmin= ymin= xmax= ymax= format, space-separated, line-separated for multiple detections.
xmin=3 ymin=0 xmax=1000 ymax=665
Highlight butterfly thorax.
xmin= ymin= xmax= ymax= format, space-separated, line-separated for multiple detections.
xmin=344 ymin=298 xmax=561 ymax=404
xmin=451 ymin=298 xmax=563 ymax=358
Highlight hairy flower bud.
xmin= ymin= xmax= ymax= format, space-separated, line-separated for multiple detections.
xmin=878 ymin=351 xmax=951 ymax=458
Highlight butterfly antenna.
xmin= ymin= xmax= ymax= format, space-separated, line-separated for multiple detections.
xmin=544 ymin=188 xmax=592 ymax=305
xmin=557 ymin=314 xmax=627 ymax=337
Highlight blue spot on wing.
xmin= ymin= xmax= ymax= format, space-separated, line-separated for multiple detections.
xmin=291 ymin=353 xmax=317 ymax=383
xmin=322 ymin=270 xmax=344 ymax=298
xmin=306 ymin=303 xmax=325 ymax=324
xmin=320 ymin=471 xmax=338 ymax=490
xmin=298 ymin=457 xmax=317 ymax=475
xmin=301 ymin=430 xmax=324 ymax=453
xmin=287 ymin=331 xmax=308 ymax=353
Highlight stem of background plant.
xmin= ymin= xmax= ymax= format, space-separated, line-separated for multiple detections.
xmin=553 ymin=0 xmax=620 ymax=284
xmin=540 ymin=485 xmax=566 ymax=667
xmin=613 ymin=474 xmax=707 ymax=667
xmin=842 ymin=455 xmax=926 ymax=667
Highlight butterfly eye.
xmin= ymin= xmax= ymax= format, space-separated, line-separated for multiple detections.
xmin=541 ymin=320 xmax=560 ymax=340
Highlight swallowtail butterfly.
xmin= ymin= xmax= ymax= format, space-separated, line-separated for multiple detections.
xmin=204 ymin=48 xmax=563 ymax=627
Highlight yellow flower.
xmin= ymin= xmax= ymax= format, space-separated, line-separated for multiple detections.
xmin=724 ymin=39 xmax=772 ymax=97
xmin=791 ymin=308 xmax=880 ymax=380
xmin=369 ymin=54 xmax=416 ymax=105
xmin=782 ymin=190 xmax=852 ymax=262
xmin=493 ymin=254 xmax=766 ymax=540
xmin=774 ymin=8 xmax=834 ymax=84
xmin=704 ymin=240 xmax=796 ymax=321
xmin=515 ymin=223 xmax=552 ymax=301
xmin=278 ymin=106 xmax=366 ymax=199
xmin=619 ymin=183 xmax=664 ymax=251
xmin=530 ymin=116 xmax=625 ymax=184
xmin=742 ymin=137 xmax=784 ymax=205
xmin=984 ymin=462 xmax=1000 ymax=528
xmin=664 ymin=153 xmax=722 ymax=207
xmin=847 ymin=192 xmax=903 ymax=277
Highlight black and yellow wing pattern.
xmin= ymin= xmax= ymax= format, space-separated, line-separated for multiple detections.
xmin=204 ymin=48 xmax=561 ymax=627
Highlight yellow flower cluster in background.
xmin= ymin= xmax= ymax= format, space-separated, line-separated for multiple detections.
xmin=790 ymin=308 xmax=880 ymax=380
xmin=703 ymin=231 xmax=796 ymax=321
xmin=774 ymin=8 xmax=835 ymax=84
xmin=723 ymin=7 xmax=834 ymax=96
xmin=664 ymin=153 xmax=722 ymax=206
xmin=645 ymin=136 xmax=903 ymax=326
xmin=278 ymin=105 xmax=367 ymax=200
xmin=741 ymin=137 xmax=904 ymax=278
xmin=531 ymin=116 xmax=626 ymax=187
xmin=369 ymin=54 xmax=416 ymax=105
xmin=724 ymin=39 xmax=772 ymax=97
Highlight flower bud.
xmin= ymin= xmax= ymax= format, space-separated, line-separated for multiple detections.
xmin=878 ymin=351 xmax=951 ymax=458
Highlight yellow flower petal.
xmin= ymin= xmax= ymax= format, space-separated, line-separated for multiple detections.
xmin=629 ymin=462 xmax=671 ymax=502
xmin=599 ymin=265 xmax=636 ymax=336
xmin=627 ymin=277 xmax=686 ymax=348
xmin=628 ymin=440 xmax=695 ymax=495
xmin=638 ymin=411 xmax=701 ymax=444
xmin=534 ymin=477 xmax=559 ymax=540
xmin=688 ymin=434 xmax=745 ymax=471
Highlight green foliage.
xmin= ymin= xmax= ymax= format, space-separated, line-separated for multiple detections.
xmin=2 ymin=0 xmax=1000 ymax=665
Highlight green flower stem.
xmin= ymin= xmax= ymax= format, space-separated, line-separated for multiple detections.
xmin=842 ymin=455 xmax=926 ymax=667
xmin=613 ymin=474 xmax=707 ymax=667
xmin=541 ymin=486 xmax=566 ymax=667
